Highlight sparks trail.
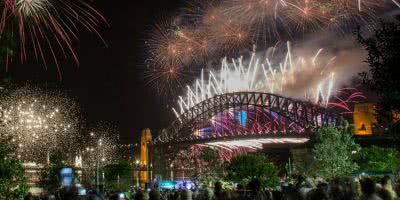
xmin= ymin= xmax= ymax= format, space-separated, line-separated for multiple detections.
xmin=174 ymin=42 xmax=336 ymax=117
xmin=0 ymin=0 xmax=108 ymax=79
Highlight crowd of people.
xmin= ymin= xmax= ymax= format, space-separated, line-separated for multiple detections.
xmin=24 ymin=175 xmax=400 ymax=200
xmin=109 ymin=176 xmax=399 ymax=200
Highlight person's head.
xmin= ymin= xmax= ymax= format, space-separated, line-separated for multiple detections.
xmin=247 ymin=178 xmax=262 ymax=192
xmin=135 ymin=191 xmax=149 ymax=200
xmin=380 ymin=189 xmax=393 ymax=200
xmin=222 ymin=190 xmax=232 ymax=200
xmin=360 ymin=178 xmax=376 ymax=195
xmin=214 ymin=181 xmax=222 ymax=193
xmin=149 ymin=189 xmax=161 ymax=200
xmin=317 ymin=183 xmax=329 ymax=193
xmin=236 ymin=184 xmax=244 ymax=191
xmin=381 ymin=176 xmax=392 ymax=187
xmin=310 ymin=187 xmax=329 ymax=200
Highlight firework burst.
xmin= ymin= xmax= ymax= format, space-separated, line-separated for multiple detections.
xmin=144 ymin=65 xmax=197 ymax=96
xmin=186 ymin=1 xmax=251 ymax=54
xmin=220 ymin=0 xmax=289 ymax=44
xmin=145 ymin=18 xmax=208 ymax=68
xmin=0 ymin=0 xmax=107 ymax=79
xmin=145 ymin=18 xmax=207 ymax=95
xmin=79 ymin=123 xmax=119 ymax=169
xmin=0 ymin=86 xmax=80 ymax=163
xmin=173 ymin=42 xmax=336 ymax=117
xmin=146 ymin=0 xmax=398 ymax=98
xmin=221 ymin=0 xmax=397 ymax=43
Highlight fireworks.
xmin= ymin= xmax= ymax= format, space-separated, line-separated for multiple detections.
xmin=193 ymin=2 xmax=251 ymax=53
xmin=146 ymin=0 xmax=399 ymax=97
xmin=144 ymin=18 xmax=208 ymax=95
xmin=144 ymin=65 xmax=197 ymax=96
xmin=0 ymin=0 xmax=107 ymax=78
xmin=0 ymin=86 xmax=80 ymax=163
xmin=327 ymin=88 xmax=367 ymax=115
xmin=221 ymin=0 xmax=392 ymax=40
xmin=80 ymin=123 xmax=118 ymax=169
xmin=220 ymin=0 xmax=288 ymax=43
xmin=173 ymin=42 xmax=336 ymax=117
xmin=146 ymin=19 xmax=198 ymax=69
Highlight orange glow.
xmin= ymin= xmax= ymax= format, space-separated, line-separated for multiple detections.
xmin=139 ymin=128 xmax=152 ymax=188
xmin=353 ymin=103 xmax=377 ymax=135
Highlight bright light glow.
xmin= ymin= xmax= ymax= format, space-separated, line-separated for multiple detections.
xmin=200 ymin=138 xmax=309 ymax=150
xmin=0 ymin=86 xmax=79 ymax=163
xmin=74 ymin=155 xmax=82 ymax=168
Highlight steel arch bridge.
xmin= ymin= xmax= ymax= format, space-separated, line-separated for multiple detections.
xmin=153 ymin=92 xmax=342 ymax=146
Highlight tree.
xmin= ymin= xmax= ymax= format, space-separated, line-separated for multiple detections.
xmin=356 ymin=145 xmax=400 ymax=174
xmin=292 ymin=148 xmax=316 ymax=176
xmin=226 ymin=154 xmax=279 ymax=187
xmin=313 ymin=127 xmax=360 ymax=179
xmin=194 ymin=148 xmax=225 ymax=185
xmin=356 ymin=20 xmax=400 ymax=124
xmin=102 ymin=160 xmax=133 ymax=191
xmin=0 ymin=143 xmax=28 ymax=200
xmin=39 ymin=151 xmax=76 ymax=192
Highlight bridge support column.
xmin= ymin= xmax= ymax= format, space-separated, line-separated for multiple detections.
xmin=139 ymin=128 xmax=152 ymax=188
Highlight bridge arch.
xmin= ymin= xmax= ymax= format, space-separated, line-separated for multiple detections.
xmin=153 ymin=92 xmax=341 ymax=146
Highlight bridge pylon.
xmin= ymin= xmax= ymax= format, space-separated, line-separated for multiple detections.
xmin=139 ymin=128 xmax=152 ymax=188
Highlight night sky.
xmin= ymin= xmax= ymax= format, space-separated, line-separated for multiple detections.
xmin=1 ymin=1 xmax=398 ymax=144
xmin=2 ymin=0 xmax=184 ymax=143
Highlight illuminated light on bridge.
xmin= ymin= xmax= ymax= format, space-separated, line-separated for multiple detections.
xmin=198 ymin=138 xmax=310 ymax=150
xmin=154 ymin=92 xmax=340 ymax=146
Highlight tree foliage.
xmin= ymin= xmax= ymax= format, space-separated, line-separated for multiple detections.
xmin=226 ymin=154 xmax=279 ymax=187
xmin=0 ymin=143 xmax=28 ymax=200
xmin=356 ymin=145 xmax=400 ymax=174
xmin=194 ymin=148 xmax=225 ymax=185
xmin=39 ymin=151 xmax=75 ymax=192
xmin=356 ymin=20 xmax=400 ymax=124
xmin=313 ymin=127 xmax=360 ymax=179
xmin=292 ymin=149 xmax=315 ymax=176
xmin=102 ymin=160 xmax=133 ymax=191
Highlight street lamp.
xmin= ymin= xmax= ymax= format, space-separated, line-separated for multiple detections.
xmin=150 ymin=163 xmax=153 ymax=182
xmin=96 ymin=138 xmax=103 ymax=192
xmin=170 ymin=164 xmax=174 ymax=180
xmin=135 ymin=159 xmax=139 ymax=187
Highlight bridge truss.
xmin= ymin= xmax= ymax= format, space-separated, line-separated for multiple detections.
xmin=153 ymin=92 xmax=341 ymax=147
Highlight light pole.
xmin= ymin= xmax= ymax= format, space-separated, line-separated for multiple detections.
xmin=170 ymin=164 xmax=174 ymax=180
xmin=97 ymin=138 xmax=102 ymax=192
xmin=96 ymin=157 xmax=99 ymax=192
xmin=182 ymin=167 xmax=185 ymax=181
xmin=90 ymin=147 xmax=95 ymax=187
xmin=102 ymin=171 xmax=105 ymax=194
xmin=150 ymin=163 xmax=153 ymax=182
xmin=135 ymin=159 xmax=139 ymax=187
